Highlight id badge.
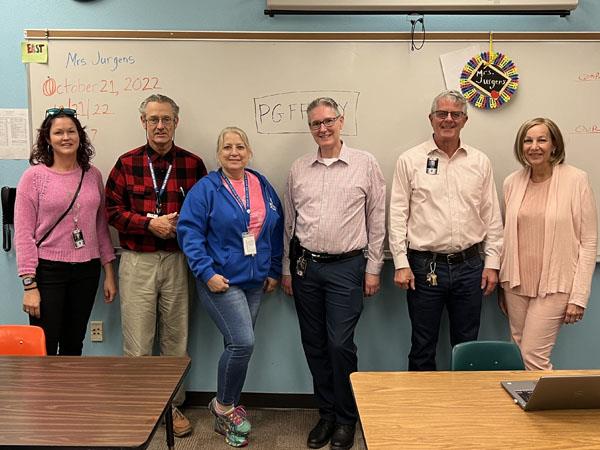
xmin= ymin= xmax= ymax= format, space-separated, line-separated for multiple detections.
xmin=72 ymin=228 xmax=86 ymax=249
xmin=242 ymin=232 xmax=257 ymax=256
xmin=146 ymin=212 xmax=159 ymax=219
xmin=426 ymin=157 xmax=439 ymax=175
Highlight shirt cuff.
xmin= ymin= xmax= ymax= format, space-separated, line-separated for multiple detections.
xmin=483 ymin=255 xmax=500 ymax=270
xmin=282 ymin=256 xmax=291 ymax=276
xmin=200 ymin=267 xmax=217 ymax=284
xmin=392 ymin=253 xmax=410 ymax=269
xmin=365 ymin=260 xmax=383 ymax=275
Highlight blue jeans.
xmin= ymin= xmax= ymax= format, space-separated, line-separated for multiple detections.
xmin=407 ymin=252 xmax=484 ymax=371
xmin=196 ymin=282 xmax=263 ymax=406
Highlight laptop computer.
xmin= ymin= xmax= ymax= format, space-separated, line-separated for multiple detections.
xmin=501 ymin=375 xmax=600 ymax=411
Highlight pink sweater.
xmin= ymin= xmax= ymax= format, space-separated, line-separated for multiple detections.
xmin=500 ymin=164 xmax=597 ymax=307
xmin=15 ymin=164 xmax=115 ymax=275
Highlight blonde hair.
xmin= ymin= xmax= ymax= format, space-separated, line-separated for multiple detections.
xmin=216 ymin=127 xmax=251 ymax=153
xmin=215 ymin=127 xmax=253 ymax=169
xmin=513 ymin=118 xmax=565 ymax=167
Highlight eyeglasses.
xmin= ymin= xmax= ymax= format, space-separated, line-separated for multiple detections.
xmin=432 ymin=110 xmax=466 ymax=120
xmin=309 ymin=116 xmax=340 ymax=130
xmin=145 ymin=116 xmax=174 ymax=126
xmin=45 ymin=107 xmax=77 ymax=118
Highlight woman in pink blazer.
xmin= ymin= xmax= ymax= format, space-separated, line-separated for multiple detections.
xmin=500 ymin=117 xmax=597 ymax=370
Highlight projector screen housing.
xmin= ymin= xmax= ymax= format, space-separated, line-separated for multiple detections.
xmin=265 ymin=0 xmax=578 ymax=16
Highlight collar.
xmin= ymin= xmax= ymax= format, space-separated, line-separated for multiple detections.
xmin=310 ymin=141 xmax=350 ymax=166
xmin=146 ymin=143 xmax=175 ymax=164
xmin=424 ymin=137 xmax=468 ymax=157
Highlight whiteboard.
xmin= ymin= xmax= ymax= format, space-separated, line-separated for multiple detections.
xmin=26 ymin=32 xmax=600 ymax=254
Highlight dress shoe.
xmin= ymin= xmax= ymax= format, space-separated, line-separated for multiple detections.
xmin=330 ymin=423 xmax=355 ymax=450
xmin=307 ymin=418 xmax=336 ymax=449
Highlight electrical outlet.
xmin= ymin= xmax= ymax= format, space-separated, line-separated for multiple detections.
xmin=90 ymin=320 xmax=103 ymax=342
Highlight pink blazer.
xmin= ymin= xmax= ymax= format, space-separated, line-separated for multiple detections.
xmin=500 ymin=164 xmax=597 ymax=308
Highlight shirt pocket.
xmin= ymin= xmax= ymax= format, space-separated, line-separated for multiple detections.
xmin=129 ymin=184 xmax=154 ymax=213
xmin=412 ymin=169 xmax=445 ymax=205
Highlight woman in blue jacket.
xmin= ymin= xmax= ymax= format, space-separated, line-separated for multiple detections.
xmin=177 ymin=126 xmax=283 ymax=448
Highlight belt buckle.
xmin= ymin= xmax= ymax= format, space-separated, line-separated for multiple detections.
xmin=446 ymin=252 xmax=457 ymax=264
xmin=310 ymin=252 xmax=323 ymax=262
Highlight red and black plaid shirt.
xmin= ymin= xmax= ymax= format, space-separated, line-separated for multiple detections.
xmin=105 ymin=144 xmax=207 ymax=252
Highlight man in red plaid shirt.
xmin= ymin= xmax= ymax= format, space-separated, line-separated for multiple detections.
xmin=105 ymin=94 xmax=207 ymax=437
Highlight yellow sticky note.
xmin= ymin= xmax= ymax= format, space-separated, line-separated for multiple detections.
xmin=21 ymin=41 xmax=48 ymax=63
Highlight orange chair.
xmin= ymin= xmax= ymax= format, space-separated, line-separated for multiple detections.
xmin=0 ymin=325 xmax=47 ymax=356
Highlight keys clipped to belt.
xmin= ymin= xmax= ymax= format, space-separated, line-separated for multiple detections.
xmin=296 ymin=255 xmax=307 ymax=278
xmin=426 ymin=261 xmax=438 ymax=286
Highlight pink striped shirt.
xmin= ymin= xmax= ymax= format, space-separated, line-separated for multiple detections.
xmin=283 ymin=143 xmax=386 ymax=275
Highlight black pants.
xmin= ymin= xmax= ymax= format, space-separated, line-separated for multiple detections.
xmin=292 ymin=254 xmax=365 ymax=425
xmin=407 ymin=252 xmax=484 ymax=371
xmin=30 ymin=258 xmax=101 ymax=356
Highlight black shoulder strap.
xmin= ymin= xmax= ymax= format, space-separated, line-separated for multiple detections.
xmin=2 ymin=186 xmax=17 ymax=252
xmin=36 ymin=169 xmax=85 ymax=248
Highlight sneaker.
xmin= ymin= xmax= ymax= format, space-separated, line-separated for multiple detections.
xmin=208 ymin=397 xmax=252 ymax=437
xmin=224 ymin=431 xmax=249 ymax=448
xmin=171 ymin=406 xmax=192 ymax=437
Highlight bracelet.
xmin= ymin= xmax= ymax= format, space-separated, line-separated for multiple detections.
xmin=24 ymin=286 xmax=38 ymax=291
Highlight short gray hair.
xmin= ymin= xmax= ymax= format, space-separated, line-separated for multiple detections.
xmin=139 ymin=94 xmax=180 ymax=119
xmin=430 ymin=90 xmax=468 ymax=116
xmin=307 ymin=97 xmax=341 ymax=121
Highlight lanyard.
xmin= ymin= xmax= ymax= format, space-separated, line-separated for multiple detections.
xmin=221 ymin=170 xmax=250 ymax=226
xmin=147 ymin=155 xmax=172 ymax=214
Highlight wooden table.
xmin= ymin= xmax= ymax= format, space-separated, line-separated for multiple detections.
xmin=0 ymin=356 xmax=190 ymax=449
xmin=351 ymin=370 xmax=600 ymax=450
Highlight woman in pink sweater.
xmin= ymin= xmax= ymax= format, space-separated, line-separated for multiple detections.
xmin=500 ymin=117 xmax=597 ymax=370
xmin=14 ymin=108 xmax=116 ymax=356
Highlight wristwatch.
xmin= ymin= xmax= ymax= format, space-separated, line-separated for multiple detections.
xmin=22 ymin=276 xmax=36 ymax=287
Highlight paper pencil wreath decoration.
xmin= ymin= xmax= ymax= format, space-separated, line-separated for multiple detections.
xmin=460 ymin=51 xmax=519 ymax=109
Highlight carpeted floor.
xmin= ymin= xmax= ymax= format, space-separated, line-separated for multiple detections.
xmin=148 ymin=407 xmax=366 ymax=450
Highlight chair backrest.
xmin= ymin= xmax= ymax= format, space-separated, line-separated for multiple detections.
xmin=0 ymin=325 xmax=47 ymax=356
xmin=451 ymin=340 xmax=524 ymax=371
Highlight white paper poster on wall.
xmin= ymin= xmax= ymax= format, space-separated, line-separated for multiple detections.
xmin=0 ymin=109 xmax=30 ymax=159
xmin=439 ymin=45 xmax=481 ymax=92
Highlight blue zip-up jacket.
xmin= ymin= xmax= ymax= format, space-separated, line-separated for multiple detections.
xmin=177 ymin=169 xmax=283 ymax=289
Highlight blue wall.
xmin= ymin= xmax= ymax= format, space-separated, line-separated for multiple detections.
xmin=2 ymin=0 xmax=599 ymax=394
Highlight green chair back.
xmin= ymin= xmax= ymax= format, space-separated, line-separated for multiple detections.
xmin=451 ymin=340 xmax=524 ymax=371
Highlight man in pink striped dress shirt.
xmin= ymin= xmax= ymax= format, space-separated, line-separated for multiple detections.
xmin=282 ymin=97 xmax=386 ymax=450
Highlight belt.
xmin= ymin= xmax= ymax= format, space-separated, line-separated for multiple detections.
xmin=408 ymin=244 xmax=481 ymax=265
xmin=300 ymin=246 xmax=364 ymax=263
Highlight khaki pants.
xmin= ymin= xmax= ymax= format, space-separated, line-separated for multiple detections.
xmin=504 ymin=290 xmax=569 ymax=370
xmin=119 ymin=250 xmax=190 ymax=405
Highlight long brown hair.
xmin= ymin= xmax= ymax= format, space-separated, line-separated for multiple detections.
xmin=30 ymin=112 xmax=94 ymax=171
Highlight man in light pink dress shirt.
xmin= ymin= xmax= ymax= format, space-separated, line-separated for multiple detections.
xmin=389 ymin=90 xmax=503 ymax=371
xmin=282 ymin=97 xmax=385 ymax=450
